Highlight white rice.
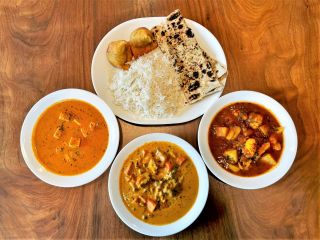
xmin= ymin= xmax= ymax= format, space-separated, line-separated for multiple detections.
xmin=109 ymin=49 xmax=185 ymax=119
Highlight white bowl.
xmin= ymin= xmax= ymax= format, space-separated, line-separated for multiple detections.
xmin=108 ymin=133 xmax=209 ymax=236
xmin=20 ymin=88 xmax=120 ymax=187
xmin=198 ymin=90 xmax=298 ymax=189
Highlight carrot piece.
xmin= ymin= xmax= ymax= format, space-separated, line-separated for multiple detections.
xmin=176 ymin=156 xmax=186 ymax=166
xmin=165 ymin=161 xmax=173 ymax=171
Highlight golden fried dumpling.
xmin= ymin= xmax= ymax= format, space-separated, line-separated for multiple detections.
xmin=129 ymin=27 xmax=154 ymax=48
xmin=107 ymin=40 xmax=132 ymax=69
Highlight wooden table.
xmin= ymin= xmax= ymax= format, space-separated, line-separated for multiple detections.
xmin=0 ymin=0 xmax=319 ymax=239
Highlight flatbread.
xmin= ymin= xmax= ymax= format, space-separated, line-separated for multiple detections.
xmin=152 ymin=9 xmax=227 ymax=104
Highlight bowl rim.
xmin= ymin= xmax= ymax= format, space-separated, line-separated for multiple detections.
xmin=20 ymin=88 xmax=120 ymax=187
xmin=108 ymin=133 xmax=209 ymax=236
xmin=198 ymin=90 xmax=298 ymax=189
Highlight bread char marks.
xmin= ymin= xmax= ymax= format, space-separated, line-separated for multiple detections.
xmin=152 ymin=9 xmax=226 ymax=104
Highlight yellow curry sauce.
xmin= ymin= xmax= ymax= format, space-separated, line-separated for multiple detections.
xmin=120 ymin=142 xmax=199 ymax=225
xmin=32 ymin=100 xmax=109 ymax=175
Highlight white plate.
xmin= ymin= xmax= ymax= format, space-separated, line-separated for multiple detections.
xmin=108 ymin=133 xmax=209 ymax=236
xmin=91 ymin=17 xmax=227 ymax=125
xmin=198 ymin=91 xmax=298 ymax=189
xmin=20 ymin=89 xmax=120 ymax=187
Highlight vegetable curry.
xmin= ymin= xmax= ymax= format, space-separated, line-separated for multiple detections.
xmin=208 ymin=102 xmax=284 ymax=177
xmin=32 ymin=100 xmax=109 ymax=175
xmin=120 ymin=142 xmax=198 ymax=225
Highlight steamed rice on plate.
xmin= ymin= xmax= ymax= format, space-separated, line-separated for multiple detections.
xmin=109 ymin=49 xmax=185 ymax=119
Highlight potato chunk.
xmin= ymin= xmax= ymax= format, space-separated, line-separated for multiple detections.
xmin=223 ymin=149 xmax=238 ymax=163
xmin=248 ymin=113 xmax=263 ymax=129
xmin=259 ymin=124 xmax=270 ymax=136
xmin=242 ymin=138 xmax=257 ymax=158
xmin=215 ymin=127 xmax=229 ymax=138
xmin=228 ymin=164 xmax=240 ymax=172
xmin=260 ymin=153 xmax=277 ymax=165
xmin=68 ymin=137 xmax=81 ymax=148
xmin=226 ymin=126 xmax=241 ymax=140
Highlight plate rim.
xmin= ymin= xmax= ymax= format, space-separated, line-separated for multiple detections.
xmin=20 ymin=88 xmax=120 ymax=187
xmin=91 ymin=16 xmax=227 ymax=125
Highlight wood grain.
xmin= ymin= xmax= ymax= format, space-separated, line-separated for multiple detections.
xmin=0 ymin=0 xmax=319 ymax=239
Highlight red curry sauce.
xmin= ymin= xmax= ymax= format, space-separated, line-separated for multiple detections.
xmin=208 ymin=102 xmax=284 ymax=177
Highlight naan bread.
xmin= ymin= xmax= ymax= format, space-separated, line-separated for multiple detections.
xmin=152 ymin=9 xmax=227 ymax=104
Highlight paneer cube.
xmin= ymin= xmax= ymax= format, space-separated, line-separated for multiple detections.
xmin=260 ymin=153 xmax=277 ymax=165
xmin=59 ymin=112 xmax=71 ymax=121
xmin=73 ymin=119 xmax=81 ymax=126
xmin=228 ymin=164 xmax=240 ymax=172
xmin=259 ymin=124 xmax=270 ymax=136
xmin=176 ymin=156 xmax=186 ymax=166
xmin=248 ymin=113 xmax=263 ymax=129
xmin=258 ymin=142 xmax=270 ymax=156
xmin=226 ymin=126 xmax=241 ymax=140
xmin=64 ymin=153 xmax=72 ymax=162
xmin=80 ymin=128 xmax=88 ymax=138
xmin=242 ymin=138 xmax=257 ymax=158
xmin=89 ymin=122 xmax=96 ymax=131
xmin=155 ymin=149 xmax=166 ymax=162
xmin=223 ymin=149 xmax=238 ymax=163
xmin=215 ymin=127 xmax=229 ymax=138
xmin=147 ymin=199 xmax=157 ymax=213
xmin=53 ymin=127 xmax=63 ymax=139
xmin=68 ymin=137 xmax=81 ymax=148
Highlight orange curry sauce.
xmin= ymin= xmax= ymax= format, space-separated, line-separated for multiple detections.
xmin=32 ymin=100 xmax=109 ymax=175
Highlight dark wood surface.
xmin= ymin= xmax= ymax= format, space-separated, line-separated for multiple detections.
xmin=0 ymin=0 xmax=319 ymax=239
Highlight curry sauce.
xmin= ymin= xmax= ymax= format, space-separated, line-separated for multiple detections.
xmin=208 ymin=102 xmax=284 ymax=177
xmin=120 ymin=142 xmax=198 ymax=225
xmin=32 ymin=100 xmax=109 ymax=175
